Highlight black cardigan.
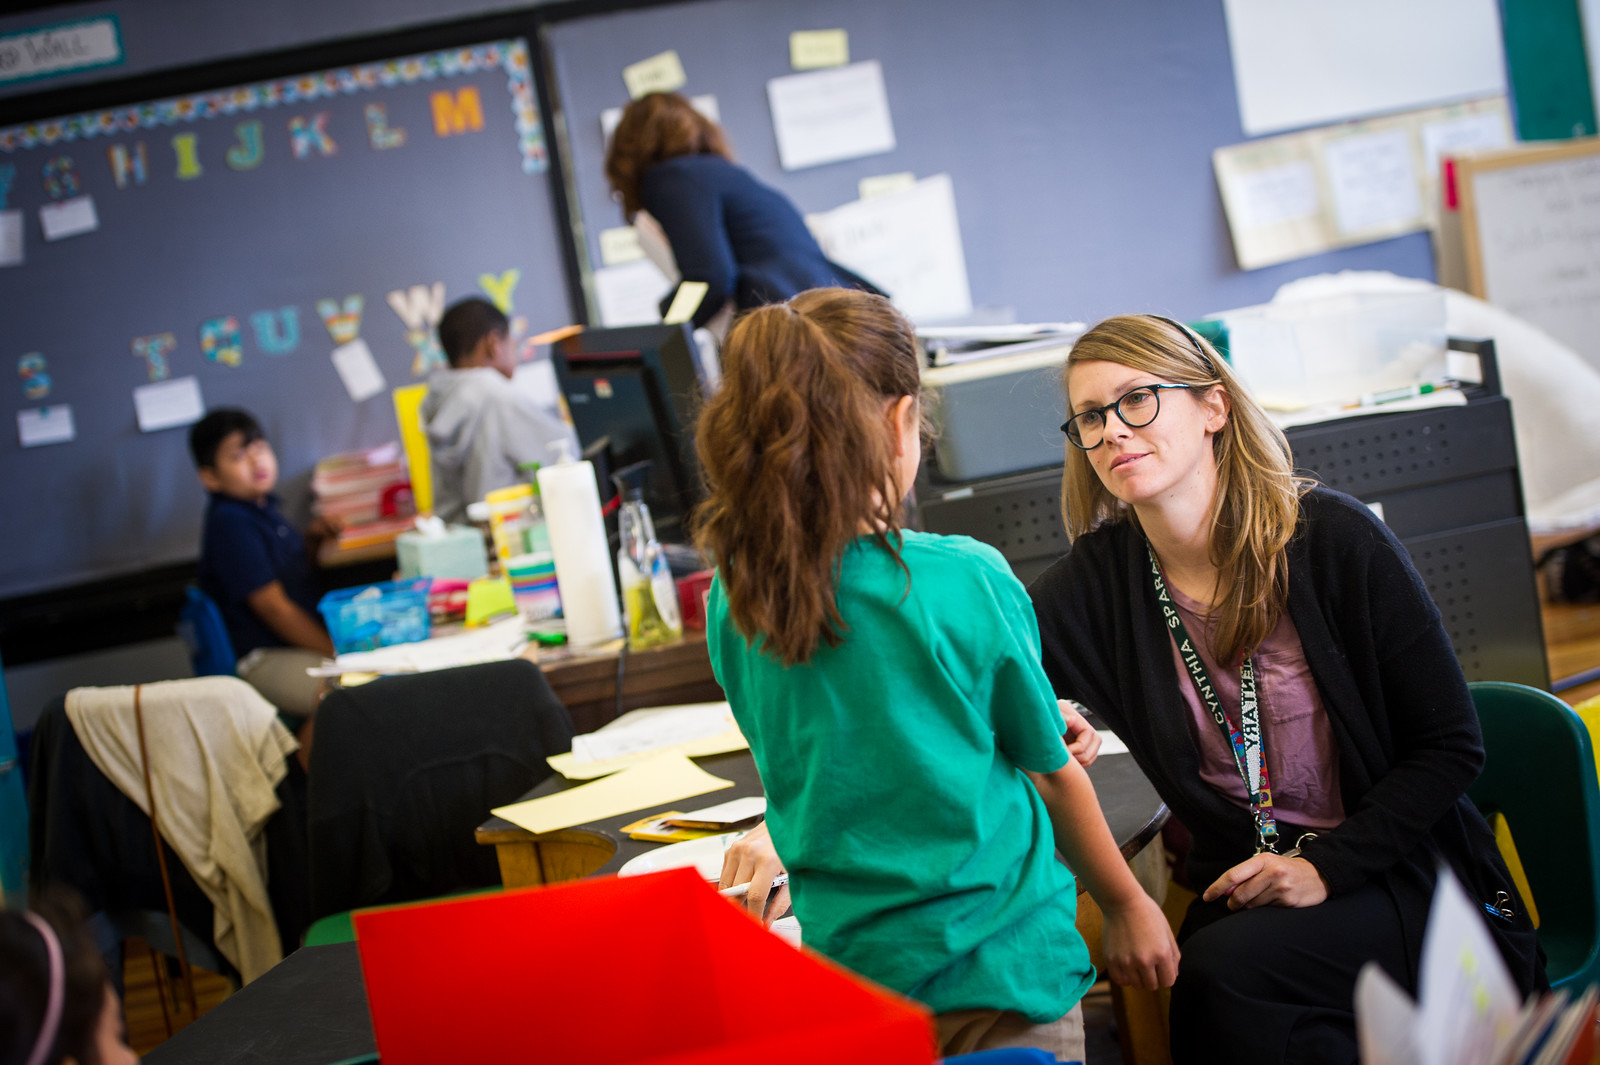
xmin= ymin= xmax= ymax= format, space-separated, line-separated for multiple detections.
xmin=1029 ymin=486 xmax=1545 ymax=994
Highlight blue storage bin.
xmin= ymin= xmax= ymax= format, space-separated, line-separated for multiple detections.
xmin=318 ymin=578 xmax=433 ymax=654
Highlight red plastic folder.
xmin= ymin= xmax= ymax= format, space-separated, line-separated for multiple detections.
xmin=352 ymin=868 xmax=936 ymax=1065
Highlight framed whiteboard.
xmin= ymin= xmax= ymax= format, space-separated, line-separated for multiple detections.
xmin=1457 ymin=138 xmax=1600 ymax=371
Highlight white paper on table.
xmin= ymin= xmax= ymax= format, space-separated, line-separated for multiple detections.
xmin=592 ymin=259 xmax=672 ymax=327
xmin=598 ymin=226 xmax=644 ymax=265
xmin=1221 ymin=0 xmax=1506 ymax=136
xmin=1229 ymin=161 xmax=1321 ymax=229
xmin=133 ymin=376 xmax=204 ymax=432
xmin=511 ymin=357 xmax=561 ymax=411
xmin=767 ymin=60 xmax=895 ymax=171
xmin=1095 ymin=730 xmax=1130 ymax=757
xmin=39 ymin=195 xmax=98 ymax=241
xmin=0 ymin=209 xmax=23 ymax=266
xmin=622 ymin=49 xmax=686 ymax=99
xmin=317 ymin=616 xmax=527 ymax=675
xmin=1420 ymin=111 xmax=1511 ymax=181
xmin=670 ymin=795 xmax=767 ymax=825
xmin=571 ymin=701 xmax=735 ymax=763
xmin=806 ymin=173 xmax=971 ymax=324
xmin=1323 ymin=128 xmax=1421 ymax=236
xmin=17 ymin=405 xmax=74 ymax=447
xmin=601 ymin=94 xmax=718 ymax=146
xmin=330 ymin=338 xmax=387 ymax=402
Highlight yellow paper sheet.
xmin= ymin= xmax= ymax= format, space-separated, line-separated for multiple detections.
xmin=622 ymin=50 xmax=686 ymax=99
xmin=546 ymin=726 xmax=749 ymax=781
xmin=790 ymin=29 xmax=849 ymax=70
xmin=662 ymin=280 xmax=708 ymax=324
xmin=492 ymin=753 xmax=733 ymax=835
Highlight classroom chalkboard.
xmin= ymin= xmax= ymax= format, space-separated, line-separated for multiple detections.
xmin=0 ymin=28 xmax=571 ymax=600
xmin=539 ymin=0 xmax=1441 ymax=332
xmin=1458 ymin=137 xmax=1600 ymax=373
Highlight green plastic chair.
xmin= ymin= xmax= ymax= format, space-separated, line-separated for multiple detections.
xmin=1467 ymin=681 xmax=1600 ymax=991
xmin=302 ymin=886 xmax=506 ymax=948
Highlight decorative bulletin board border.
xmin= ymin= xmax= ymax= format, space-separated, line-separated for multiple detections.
xmin=0 ymin=38 xmax=547 ymax=173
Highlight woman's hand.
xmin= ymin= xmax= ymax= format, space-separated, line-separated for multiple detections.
xmin=1100 ymin=894 xmax=1181 ymax=990
xmin=1060 ymin=700 xmax=1101 ymax=767
xmin=1203 ymin=854 xmax=1329 ymax=910
xmin=718 ymin=821 xmax=790 ymax=927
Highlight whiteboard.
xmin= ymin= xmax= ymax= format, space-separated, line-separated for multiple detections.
xmin=1458 ymin=139 xmax=1600 ymax=373
xmin=1223 ymin=0 xmax=1506 ymax=136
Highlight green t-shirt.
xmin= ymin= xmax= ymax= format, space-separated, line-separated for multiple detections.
xmin=707 ymin=531 xmax=1094 ymax=1022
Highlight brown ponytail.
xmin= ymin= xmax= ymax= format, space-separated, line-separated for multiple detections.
xmin=694 ymin=288 xmax=921 ymax=666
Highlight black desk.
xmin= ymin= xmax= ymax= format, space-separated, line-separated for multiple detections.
xmin=141 ymin=943 xmax=374 ymax=1065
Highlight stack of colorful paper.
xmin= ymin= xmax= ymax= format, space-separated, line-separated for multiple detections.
xmin=506 ymin=551 xmax=560 ymax=620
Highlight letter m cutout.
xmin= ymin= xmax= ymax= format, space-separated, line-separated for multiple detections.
xmin=431 ymin=87 xmax=484 ymax=137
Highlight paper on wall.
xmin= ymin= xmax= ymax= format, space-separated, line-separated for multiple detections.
xmin=1323 ymin=128 xmax=1421 ymax=237
xmin=0 ymin=209 xmax=22 ymax=266
xmin=330 ymin=338 xmax=387 ymax=402
xmin=806 ymin=173 xmax=971 ymax=324
xmin=511 ymin=358 xmax=561 ymax=411
xmin=767 ymin=60 xmax=895 ymax=171
xmin=133 ymin=375 xmax=204 ymax=432
xmin=1419 ymin=111 xmax=1510 ymax=182
xmin=592 ymin=259 xmax=672 ymax=327
xmin=622 ymin=49 xmax=686 ymax=99
xmin=789 ymin=29 xmax=849 ymax=70
xmin=599 ymin=226 xmax=645 ymax=265
xmin=1229 ymin=161 xmax=1320 ymax=229
xmin=1221 ymin=0 xmax=1506 ymax=136
xmin=17 ymin=405 xmax=74 ymax=447
xmin=662 ymin=280 xmax=708 ymax=325
xmin=601 ymin=94 xmax=718 ymax=145
xmin=858 ymin=172 xmax=915 ymax=199
xmin=39 ymin=195 xmax=97 ymax=241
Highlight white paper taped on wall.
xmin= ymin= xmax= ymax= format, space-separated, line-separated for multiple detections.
xmin=0 ymin=209 xmax=23 ymax=266
xmin=17 ymin=405 xmax=74 ymax=448
xmin=39 ymin=195 xmax=97 ymax=241
xmin=767 ymin=60 xmax=895 ymax=171
xmin=133 ymin=375 xmax=205 ymax=432
xmin=330 ymin=338 xmax=387 ymax=402
xmin=806 ymin=173 xmax=972 ymax=325
xmin=593 ymin=259 xmax=673 ymax=327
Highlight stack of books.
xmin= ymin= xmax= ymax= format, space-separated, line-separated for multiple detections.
xmin=312 ymin=442 xmax=415 ymax=549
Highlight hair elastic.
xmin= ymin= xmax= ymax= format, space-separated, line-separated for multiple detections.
xmin=1147 ymin=314 xmax=1219 ymax=378
xmin=21 ymin=912 xmax=65 ymax=1065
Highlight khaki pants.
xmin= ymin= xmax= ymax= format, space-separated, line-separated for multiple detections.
xmin=236 ymin=647 xmax=326 ymax=719
xmin=936 ymin=1002 xmax=1086 ymax=1061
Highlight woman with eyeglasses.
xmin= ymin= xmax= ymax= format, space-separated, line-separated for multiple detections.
xmin=605 ymin=92 xmax=883 ymax=339
xmin=1029 ymin=314 xmax=1545 ymax=1064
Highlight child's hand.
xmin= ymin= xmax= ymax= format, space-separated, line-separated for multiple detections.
xmin=1100 ymin=894 xmax=1180 ymax=990
xmin=1059 ymin=700 xmax=1101 ymax=767
xmin=719 ymin=820 xmax=790 ymax=927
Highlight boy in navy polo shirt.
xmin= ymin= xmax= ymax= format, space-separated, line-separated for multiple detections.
xmin=190 ymin=409 xmax=338 ymax=718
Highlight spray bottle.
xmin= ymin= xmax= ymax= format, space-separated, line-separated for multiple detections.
xmin=610 ymin=460 xmax=682 ymax=649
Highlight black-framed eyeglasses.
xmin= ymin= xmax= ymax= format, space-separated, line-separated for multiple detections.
xmin=1060 ymin=384 xmax=1195 ymax=450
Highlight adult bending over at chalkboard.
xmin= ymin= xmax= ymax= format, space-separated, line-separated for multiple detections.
xmin=1028 ymin=315 xmax=1545 ymax=1063
xmin=605 ymin=92 xmax=882 ymax=339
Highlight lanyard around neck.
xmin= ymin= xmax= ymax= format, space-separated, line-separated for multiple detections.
xmin=1145 ymin=542 xmax=1280 ymax=854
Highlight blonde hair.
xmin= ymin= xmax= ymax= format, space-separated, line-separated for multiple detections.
xmin=693 ymin=288 xmax=921 ymax=667
xmin=1062 ymin=315 xmax=1310 ymax=665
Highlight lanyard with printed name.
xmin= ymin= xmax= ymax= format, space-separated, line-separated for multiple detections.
xmin=1146 ymin=542 xmax=1280 ymax=854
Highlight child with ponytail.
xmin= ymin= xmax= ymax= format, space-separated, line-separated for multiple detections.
xmin=696 ymin=288 xmax=1178 ymax=1058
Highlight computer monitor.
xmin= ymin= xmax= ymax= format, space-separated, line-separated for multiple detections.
xmin=551 ymin=323 xmax=708 ymax=541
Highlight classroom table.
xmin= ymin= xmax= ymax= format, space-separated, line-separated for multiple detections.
xmin=527 ymin=631 xmax=726 ymax=735
xmin=474 ymin=748 xmax=1168 ymax=890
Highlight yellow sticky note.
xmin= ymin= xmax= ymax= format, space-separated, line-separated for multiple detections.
xmin=662 ymin=280 xmax=709 ymax=324
xmin=859 ymin=172 xmax=916 ymax=200
xmin=599 ymin=225 xmax=645 ymax=266
xmin=622 ymin=50 xmax=687 ymax=99
xmin=547 ymin=726 xmax=749 ymax=781
xmin=492 ymin=752 xmax=733 ymax=835
xmin=790 ymin=29 xmax=849 ymax=70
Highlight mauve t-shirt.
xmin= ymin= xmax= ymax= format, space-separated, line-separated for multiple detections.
xmin=1164 ymin=577 xmax=1346 ymax=831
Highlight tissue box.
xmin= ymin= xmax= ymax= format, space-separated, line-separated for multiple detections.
xmin=396 ymin=525 xmax=489 ymax=580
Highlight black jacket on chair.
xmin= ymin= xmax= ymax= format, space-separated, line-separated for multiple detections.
xmin=306 ymin=658 xmax=573 ymax=920
xmin=27 ymin=695 xmax=312 ymax=970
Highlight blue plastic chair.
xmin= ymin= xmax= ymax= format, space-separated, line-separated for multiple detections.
xmin=176 ymin=586 xmax=236 ymax=677
xmin=1467 ymin=681 xmax=1600 ymax=991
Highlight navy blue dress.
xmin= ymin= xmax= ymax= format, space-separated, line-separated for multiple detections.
xmin=639 ymin=154 xmax=883 ymax=327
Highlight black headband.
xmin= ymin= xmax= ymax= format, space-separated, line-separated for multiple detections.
xmin=1146 ymin=314 xmax=1219 ymax=378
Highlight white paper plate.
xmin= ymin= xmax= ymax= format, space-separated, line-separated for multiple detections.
xmin=617 ymin=832 xmax=743 ymax=880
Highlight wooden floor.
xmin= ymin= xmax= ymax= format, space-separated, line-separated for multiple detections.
xmin=118 ymin=599 xmax=1600 ymax=1058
